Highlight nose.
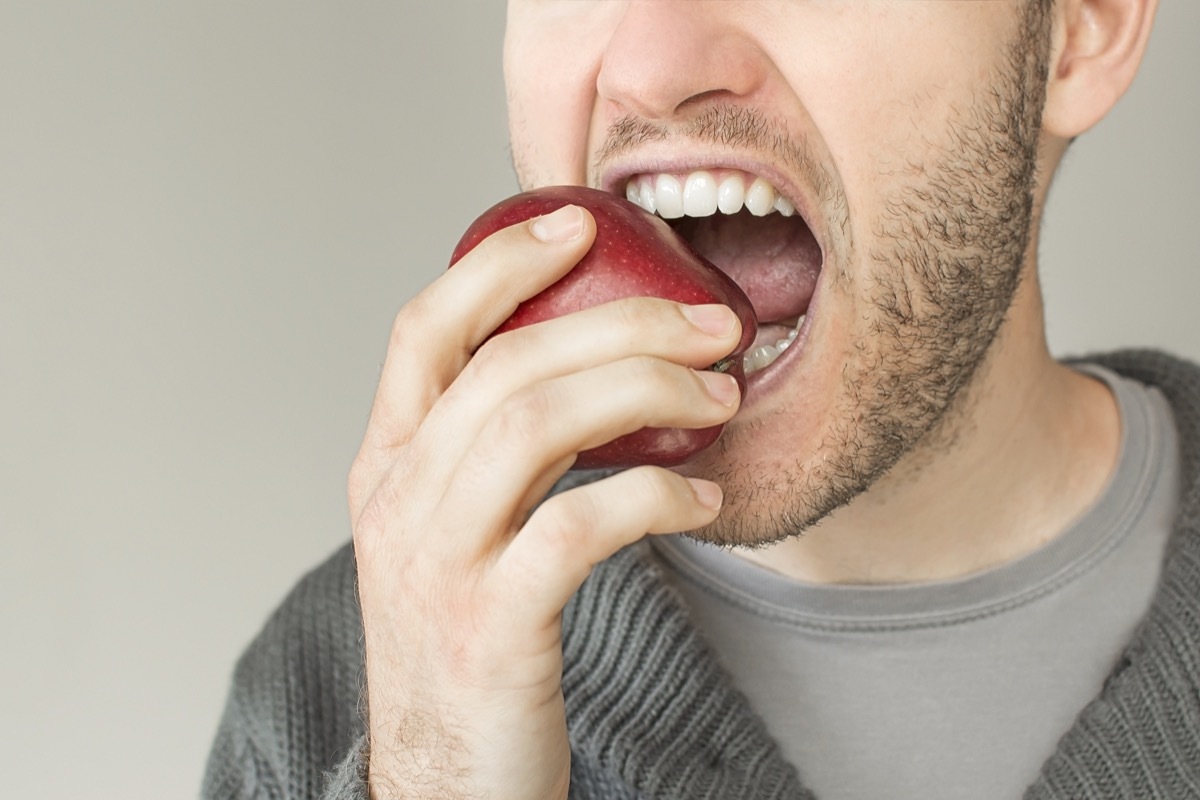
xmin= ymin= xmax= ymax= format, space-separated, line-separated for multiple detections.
xmin=596 ymin=1 xmax=769 ymax=123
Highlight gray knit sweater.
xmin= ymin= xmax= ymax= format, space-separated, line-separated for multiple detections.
xmin=203 ymin=351 xmax=1200 ymax=799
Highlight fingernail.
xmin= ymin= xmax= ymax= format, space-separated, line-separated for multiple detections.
xmin=531 ymin=205 xmax=584 ymax=242
xmin=681 ymin=304 xmax=736 ymax=337
xmin=697 ymin=370 xmax=740 ymax=406
xmin=688 ymin=478 xmax=723 ymax=511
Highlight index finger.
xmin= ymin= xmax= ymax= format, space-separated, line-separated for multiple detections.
xmin=364 ymin=205 xmax=597 ymax=450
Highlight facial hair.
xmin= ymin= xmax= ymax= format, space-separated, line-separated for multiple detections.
xmin=688 ymin=3 xmax=1057 ymax=548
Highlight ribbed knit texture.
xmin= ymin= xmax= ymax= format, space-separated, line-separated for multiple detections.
xmin=203 ymin=350 xmax=1200 ymax=799
xmin=560 ymin=538 xmax=810 ymax=799
xmin=202 ymin=542 xmax=366 ymax=800
xmin=1024 ymin=351 xmax=1200 ymax=799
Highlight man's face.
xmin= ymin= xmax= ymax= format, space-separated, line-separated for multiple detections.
xmin=504 ymin=1 xmax=1053 ymax=546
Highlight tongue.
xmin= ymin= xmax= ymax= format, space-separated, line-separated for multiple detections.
xmin=678 ymin=211 xmax=821 ymax=323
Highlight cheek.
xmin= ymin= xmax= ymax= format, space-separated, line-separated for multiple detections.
xmin=763 ymin=5 xmax=1012 ymax=226
xmin=504 ymin=8 xmax=618 ymax=190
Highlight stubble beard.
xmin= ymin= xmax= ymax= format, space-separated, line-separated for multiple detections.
xmin=690 ymin=4 xmax=1056 ymax=549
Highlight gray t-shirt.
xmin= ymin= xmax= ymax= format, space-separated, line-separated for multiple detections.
xmin=650 ymin=366 xmax=1179 ymax=800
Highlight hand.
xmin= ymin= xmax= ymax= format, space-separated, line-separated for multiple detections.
xmin=347 ymin=204 xmax=742 ymax=799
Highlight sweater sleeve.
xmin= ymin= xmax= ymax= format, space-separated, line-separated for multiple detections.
xmin=202 ymin=543 xmax=369 ymax=800
xmin=201 ymin=688 xmax=286 ymax=800
xmin=202 ymin=686 xmax=371 ymax=800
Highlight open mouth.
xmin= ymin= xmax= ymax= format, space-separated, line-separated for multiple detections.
xmin=621 ymin=168 xmax=824 ymax=380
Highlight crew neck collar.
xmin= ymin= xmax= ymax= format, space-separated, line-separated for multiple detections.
xmin=650 ymin=364 xmax=1170 ymax=631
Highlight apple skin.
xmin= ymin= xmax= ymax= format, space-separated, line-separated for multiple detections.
xmin=449 ymin=185 xmax=757 ymax=470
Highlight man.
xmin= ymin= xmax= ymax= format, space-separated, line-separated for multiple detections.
xmin=205 ymin=1 xmax=1198 ymax=798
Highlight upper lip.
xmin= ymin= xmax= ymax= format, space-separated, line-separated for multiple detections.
xmin=596 ymin=152 xmax=828 ymax=257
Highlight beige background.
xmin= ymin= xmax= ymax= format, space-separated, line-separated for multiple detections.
xmin=1 ymin=3 xmax=1196 ymax=799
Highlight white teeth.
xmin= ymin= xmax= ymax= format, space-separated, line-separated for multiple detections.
xmin=717 ymin=175 xmax=745 ymax=214
xmin=638 ymin=179 xmax=656 ymax=215
xmin=683 ymin=171 xmax=718 ymax=217
xmin=743 ymin=315 xmax=806 ymax=376
xmin=744 ymin=177 xmax=776 ymax=216
xmin=654 ymin=174 xmax=685 ymax=219
xmin=624 ymin=171 xmax=796 ymax=223
xmin=743 ymin=345 xmax=778 ymax=374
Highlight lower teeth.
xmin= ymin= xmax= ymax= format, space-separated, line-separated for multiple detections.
xmin=743 ymin=316 xmax=804 ymax=376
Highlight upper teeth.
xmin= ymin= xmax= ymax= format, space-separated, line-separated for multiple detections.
xmin=623 ymin=170 xmax=807 ymax=377
xmin=624 ymin=171 xmax=795 ymax=220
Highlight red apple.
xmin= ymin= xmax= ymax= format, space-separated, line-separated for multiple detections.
xmin=449 ymin=185 xmax=757 ymax=469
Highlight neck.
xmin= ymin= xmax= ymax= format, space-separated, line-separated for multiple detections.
xmin=734 ymin=271 xmax=1122 ymax=585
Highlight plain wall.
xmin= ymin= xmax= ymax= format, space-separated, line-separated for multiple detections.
xmin=1 ymin=3 xmax=1196 ymax=798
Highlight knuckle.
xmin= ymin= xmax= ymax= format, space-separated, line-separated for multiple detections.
xmin=389 ymin=294 xmax=433 ymax=348
xmin=628 ymin=466 xmax=681 ymax=509
xmin=608 ymin=296 xmax=667 ymax=335
xmin=457 ymin=224 xmax=533 ymax=274
xmin=350 ymin=457 xmax=420 ymax=556
xmin=532 ymin=495 xmax=596 ymax=559
xmin=352 ymin=492 xmax=390 ymax=560
xmin=464 ymin=228 xmax=507 ymax=264
xmin=460 ymin=330 xmax=514 ymax=384
xmin=624 ymin=354 xmax=673 ymax=387
xmin=488 ymin=386 xmax=557 ymax=448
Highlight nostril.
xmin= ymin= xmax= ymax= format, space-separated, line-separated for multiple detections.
xmin=676 ymin=89 xmax=738 ymax=114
